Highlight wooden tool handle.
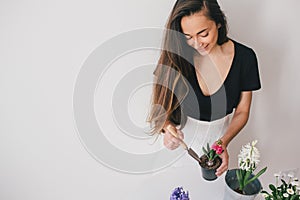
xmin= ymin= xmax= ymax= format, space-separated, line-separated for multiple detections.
xmin=166 ymin=124 xmax=188 ymax=150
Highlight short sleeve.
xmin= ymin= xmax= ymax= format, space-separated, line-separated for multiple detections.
xmin=240 ymin=48 xmax=261 ymax=91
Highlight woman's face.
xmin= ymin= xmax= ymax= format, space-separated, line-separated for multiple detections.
xmin=181 ymin=11 xmax=220 ymax=56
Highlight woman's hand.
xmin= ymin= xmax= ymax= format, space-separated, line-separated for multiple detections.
xmin=163 ymin=124 xmax=184 ymax=150
xmin=216 ymin=146 xmax=229 ymax=176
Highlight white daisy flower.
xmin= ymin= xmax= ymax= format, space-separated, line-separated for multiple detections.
xmin=287 ymin=188 xmax=294 ymax=195
xmin=274 ymin=173 xmax=281 ymax=177
xmin=288 ymin=173 xmax=295 ymax=178
xmin=262 ymin=193 xmax=269 ymax=198
xmin=291 ymin=181 xmax=299 ymax=186
xmin=283 ymin=193 xmax=289 ymax=198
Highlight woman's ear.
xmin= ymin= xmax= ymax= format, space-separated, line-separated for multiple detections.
xmin=217 ymin=24 xmax=221 ymax=29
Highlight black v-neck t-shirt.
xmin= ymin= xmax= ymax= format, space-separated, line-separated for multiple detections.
xmin=181 ymin=40 xmax=261 ymax=121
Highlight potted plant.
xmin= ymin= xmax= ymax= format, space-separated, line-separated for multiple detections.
xmin=224 ymin=140 xmax=267 ymax=200
xmin=170 ymin=186 xmax=190 ymax=200
xmin=199 ymin=140 xmax=223 ymax=181
xmin=261 ymin=172 xmax=300 ymax=200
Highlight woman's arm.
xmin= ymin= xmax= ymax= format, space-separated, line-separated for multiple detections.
xmin=216 ymin=91 xmax=253 ymax=176
xmin=221 ymin=91 xmax=252 ymax=147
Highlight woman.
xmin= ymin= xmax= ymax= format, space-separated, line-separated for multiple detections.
xmin=147 ymin=0 xmax=261 ymax=176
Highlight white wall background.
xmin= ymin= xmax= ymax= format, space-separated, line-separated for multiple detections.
xmin=1 ymin=0 xmax=299 ymax=199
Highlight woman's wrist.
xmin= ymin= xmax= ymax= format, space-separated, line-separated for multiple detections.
xmin=161 ymin=120 xmax=172 ymax=133
xmin=218 ymin=138 xmax=229 ymax=148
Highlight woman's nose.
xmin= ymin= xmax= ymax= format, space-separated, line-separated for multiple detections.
xmin=193 ymin=37 xmax=202 ymax=48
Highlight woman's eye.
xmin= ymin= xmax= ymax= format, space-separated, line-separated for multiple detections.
xmin=200 ymin=32 xmax=209 ymax=37
xmin=185 ymin=36 xmax=192 ymax=40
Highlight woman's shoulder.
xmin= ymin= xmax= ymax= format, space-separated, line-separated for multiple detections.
xmin=230 ymin=39 xmax=255 ymax=53
xmin=231 ymin=39 xmax=256 ymax=56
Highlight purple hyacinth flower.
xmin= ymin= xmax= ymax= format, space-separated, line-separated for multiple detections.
xmin=181 ymin=191 xmax=189 ymax=200
xmin=170 ymin=187 xmax=189 ymax=200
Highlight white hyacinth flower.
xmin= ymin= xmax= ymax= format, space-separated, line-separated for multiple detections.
xmin=238 ymin=140 xmax=260 ymax=171
xmin=252 ymin=140 xmax=258 ymax=146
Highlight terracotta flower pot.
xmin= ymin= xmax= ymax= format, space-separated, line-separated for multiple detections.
xmin=199 ymin=154 xmax=222 ymax=181
xmin=223 ymin=169 xmax=262 ymax=200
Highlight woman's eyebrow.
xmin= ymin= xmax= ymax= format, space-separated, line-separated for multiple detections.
xmin=183 ymin=28 xmax=208 ymax=36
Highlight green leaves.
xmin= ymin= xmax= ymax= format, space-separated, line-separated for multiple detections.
xmin=243 ymin=170 xmax=252 ymax=187
xmin=202 ymin=142 xmax=218 ymax=162
xmin=245 ymin=167 xmax=267 ymax=186
xmin=269 ymin=184 xmax=276 ymax=192
xmin=207 ymin=143 xmax=210 ymax=152
xmin=236 ymin=167 xmax=267 ymax=193
xmin=202 ymin=146 xmax=208 ymax=155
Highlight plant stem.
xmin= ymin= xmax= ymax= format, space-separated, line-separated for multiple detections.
xmin=236 ymin=169 xmax=244 ymax=191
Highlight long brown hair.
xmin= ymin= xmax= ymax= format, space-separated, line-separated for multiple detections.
xmin=147 ymin=0 xmax=229 ymax=134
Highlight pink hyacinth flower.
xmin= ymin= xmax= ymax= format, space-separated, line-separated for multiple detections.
xmin=212 ymin=143 xmax=223 ymax=155
xmin=211 ymin=144 xmax=218 ymax=151
xmin=216 ymin=146 xmax=223 ymax=154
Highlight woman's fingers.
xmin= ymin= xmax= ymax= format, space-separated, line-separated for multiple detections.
xmin=164 ymin=132 xmax=180 ymax=150
xmin=163 ymin=126 xmax=183 ymax=150
xmin=176 ymin=129 xmax=184 ymax=140
xmin=216 ymin=149 xmax=229 ymax=176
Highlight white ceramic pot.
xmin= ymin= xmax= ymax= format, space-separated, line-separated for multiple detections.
xmin=223 ymin=169 xmax=262 ymax=200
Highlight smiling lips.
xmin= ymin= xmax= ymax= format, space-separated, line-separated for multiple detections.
xmin=197 ymin=44 xmax=209 ymax=52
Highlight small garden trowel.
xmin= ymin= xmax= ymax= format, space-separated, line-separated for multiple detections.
xmin=166 ymin=124 xmax=201 ymax=163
